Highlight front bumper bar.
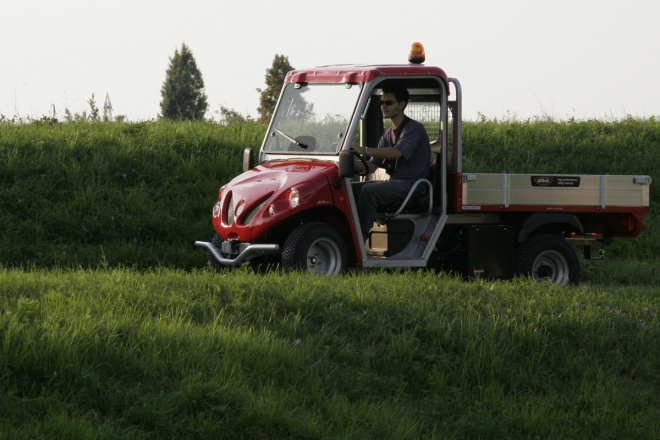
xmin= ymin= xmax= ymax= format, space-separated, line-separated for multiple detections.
xmin=194 ymin=241 xmax=280 ymax=266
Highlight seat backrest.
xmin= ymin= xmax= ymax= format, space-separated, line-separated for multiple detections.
xmin=428 ymin=151 xmax=438 ymax=179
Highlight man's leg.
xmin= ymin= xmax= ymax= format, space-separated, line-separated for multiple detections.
xmin=357 ymin=180 xmax=413 ymax=238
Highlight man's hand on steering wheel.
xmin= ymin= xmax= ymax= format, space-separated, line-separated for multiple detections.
xmin=350 ymin=143 xmax=371 ymax=176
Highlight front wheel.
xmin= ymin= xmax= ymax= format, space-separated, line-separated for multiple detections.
xmin=281 ymin=222 xmax=348 ymax=275
xmin=515 ymin=233 xmax=580 ymax=285
xmin=208 ymin=234 xmax=226 ymax=272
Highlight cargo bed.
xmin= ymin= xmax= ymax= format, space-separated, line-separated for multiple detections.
xmin=461 ymin=173 xmax=651 ymax=211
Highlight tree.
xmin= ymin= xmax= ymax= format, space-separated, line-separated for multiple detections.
xmin=257 ymin=54 xmax=294 ymax=122
xmin=88 ymin=94 xmax=100 ymax=122
xmin=160 ymin=43 xmax=208 ymax=121
xmin=216 ymin=106 xmax=253 ymax=125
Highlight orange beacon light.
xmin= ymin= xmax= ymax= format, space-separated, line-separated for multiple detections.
xmin=408 ymin=42 xmax=425 ymax=64
xmin=408 ymin=43 xmax=426 ymax=64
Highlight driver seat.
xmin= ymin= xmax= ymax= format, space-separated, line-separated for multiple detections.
xmin=374 ymin=151 xmax=437 ymax=220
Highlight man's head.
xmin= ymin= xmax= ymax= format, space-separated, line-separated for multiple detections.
xmin=380 ymin=85 xmax=409 ymax=120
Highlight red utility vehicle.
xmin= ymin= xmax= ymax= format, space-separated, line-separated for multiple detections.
xmin=196 ymin=44 xmax=651 ymax=285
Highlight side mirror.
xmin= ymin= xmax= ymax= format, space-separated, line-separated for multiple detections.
xmin=243 ymin=148 xmax=254 ymax=172
xmin=338 ymin=150 xmax=355 ymax=178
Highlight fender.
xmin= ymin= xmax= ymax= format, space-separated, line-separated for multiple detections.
xmin=517 ymin=213 xmax=584 ymax=243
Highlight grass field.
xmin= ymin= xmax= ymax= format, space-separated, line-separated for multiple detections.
xmin=2 ymin=268 xmax=659 ymax=439
xmin=1 ymin=117 xmax=659 ymax=438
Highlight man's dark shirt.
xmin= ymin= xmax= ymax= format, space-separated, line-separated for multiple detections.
xmin=370 ymin=117 xmax=431 ymax=182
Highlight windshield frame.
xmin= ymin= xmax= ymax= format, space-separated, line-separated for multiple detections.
xmin=262 ymin=82 xmax=363 ymax=156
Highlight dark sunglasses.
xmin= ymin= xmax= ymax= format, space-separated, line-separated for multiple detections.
xmin=380 ymin=100 xmax=398 ymax=106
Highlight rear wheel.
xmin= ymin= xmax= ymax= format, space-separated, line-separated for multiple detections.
xmin=516 ymin=233 xmax=579 ymax=285
xmin=281 ymin=222 xmax=348 ymax=275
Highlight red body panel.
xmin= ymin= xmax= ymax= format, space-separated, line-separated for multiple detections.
xmin=212 ymin=160 xmax=354 ymax=242
xmin=447 ymin=172 xmax=463 ymax=212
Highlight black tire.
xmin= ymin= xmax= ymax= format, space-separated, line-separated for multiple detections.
xmin=281 ymin=222 xmax=348 ymax=275
xmin=248 ymin=255 xmax=277 ymax=274
xmin=515 ymin=233 xmax=580 ymax=285
xmin=208 ymin=234 xmax=226 ymax=272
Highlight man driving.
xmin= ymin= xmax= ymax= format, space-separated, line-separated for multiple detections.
xmin=350 ymin=85 xmax=431 ymax=241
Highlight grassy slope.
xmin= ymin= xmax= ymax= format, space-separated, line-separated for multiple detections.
xmin=0 ymin=117 xmax=658 ymax=275
xmin=0 ymin=120 xmax=265 ymax=269
xmin=1 ymin=268 xmax=659 ymax=439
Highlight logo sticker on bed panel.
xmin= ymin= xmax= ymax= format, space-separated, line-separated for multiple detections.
xmin=532 ymin=176 xmax=580 ymax=187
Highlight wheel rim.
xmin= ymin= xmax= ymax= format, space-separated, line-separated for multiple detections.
xmin=306 ymin=238 xmax=342 ymax=275
xmin=532 ymin=250 xmax=569 ymax=285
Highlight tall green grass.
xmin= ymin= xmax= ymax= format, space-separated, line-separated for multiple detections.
xmin=0 ymin=117 xmax=657 ymax=278
xmin=0 ymin=120 xmax=266 ymax=269
xmin=463 ymin=116 xmax=659 ymax=177
xmin=1 ymin=268 xmax=658 ymax=439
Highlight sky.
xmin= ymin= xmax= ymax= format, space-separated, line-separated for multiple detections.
xmin=3 ymin=0 xmax=659 ymax=122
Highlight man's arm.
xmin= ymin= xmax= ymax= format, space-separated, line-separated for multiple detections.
xmin=350 ymin=142 xmax=403 ymax=160
xmin=350 ymin=142 xmax=402 ymax=173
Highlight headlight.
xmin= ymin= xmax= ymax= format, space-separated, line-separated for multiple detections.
xmin=289 ymin=189 xmax=300 ymax=208
xmin=235 ymin=201 xmax=245 ymax=217
xmin=212 ymin=202 xmax=222 ymax=218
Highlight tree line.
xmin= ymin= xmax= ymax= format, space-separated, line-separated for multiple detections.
xmin=159 ymin=43 xmax=292 ymax=124
xmin=0 ymin=43 xmax=291 ymax=125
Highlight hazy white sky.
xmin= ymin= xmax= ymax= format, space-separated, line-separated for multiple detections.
xmin=3 ymin=0 xmax=659 ymax=122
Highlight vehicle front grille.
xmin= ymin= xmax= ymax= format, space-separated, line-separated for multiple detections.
xmin=239 ymin=196 xmax=271 ymax=225
xmin=226 ymin=193 xmax=234 ymax=225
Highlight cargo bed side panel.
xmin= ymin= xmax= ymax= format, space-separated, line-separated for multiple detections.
xmin=462 ymin=174 xmax=650 ymax=209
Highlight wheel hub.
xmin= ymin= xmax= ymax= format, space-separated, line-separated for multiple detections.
xmin=533 ymin=250 xmax=569 ymax=285
xmin=306 ymin=238 xmax=341 ymax=275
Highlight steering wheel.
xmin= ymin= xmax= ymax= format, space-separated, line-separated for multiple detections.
xmin=352 ymin=151 xmax=370 ymax=176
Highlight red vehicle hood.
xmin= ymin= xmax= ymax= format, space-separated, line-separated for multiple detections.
xmin=212 ymin=159 xmax=340 ymax=240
